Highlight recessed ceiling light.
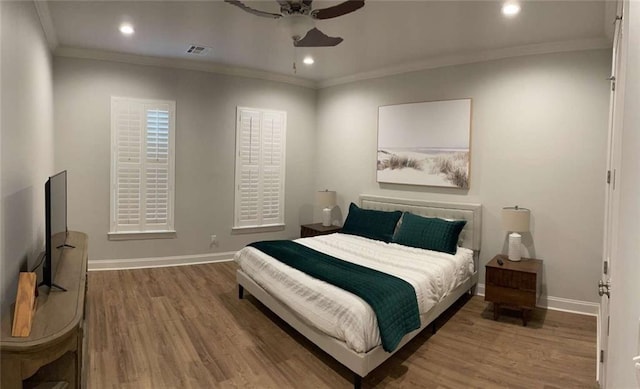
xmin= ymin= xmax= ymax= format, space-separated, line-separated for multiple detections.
xmin=119 ymin=23 xmax=135 ymax=35
xmin=303 ymin=56 xmax=314 ymax=65
xmin=501 ymin=2 xmax=520 ymax=16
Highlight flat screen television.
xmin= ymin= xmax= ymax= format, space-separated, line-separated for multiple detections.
xmin=42 ymin=170 xmax=73 ymax=291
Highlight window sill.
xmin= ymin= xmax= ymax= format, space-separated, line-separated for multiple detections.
xmin=108 ymin=230 xmax=177 ymax=241
xmin=231 ymin=224 xmax=285 ymax=234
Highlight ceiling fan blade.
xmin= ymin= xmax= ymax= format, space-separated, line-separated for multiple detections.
xmin=311 ymin=0 xmax=364 ymax=20
xmin=294 ymin=27 xmax=343 ymax=47
xmin=224 ymin=0 xmax=283 ymax=19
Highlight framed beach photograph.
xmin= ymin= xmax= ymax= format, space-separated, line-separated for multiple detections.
xmin=377 ymin=98 xmax=471 ymax=188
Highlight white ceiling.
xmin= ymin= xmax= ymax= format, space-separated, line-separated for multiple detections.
xmin=44 ymin=1 xmax=614 ymax=86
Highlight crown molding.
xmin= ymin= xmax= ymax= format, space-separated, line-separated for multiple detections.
xmin=54 ymin=37 xmax=611 ymax=91
xmin=54 ymin=47 xmax=318 ymax=89
xmin=33 ymin=0 xmax=59 ymax=51
xmin=318 ymin=37 xmax=612 ymax=89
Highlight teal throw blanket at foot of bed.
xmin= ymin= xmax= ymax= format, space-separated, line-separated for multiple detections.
xmin=249 ymin=240 xmax=421 ymax=352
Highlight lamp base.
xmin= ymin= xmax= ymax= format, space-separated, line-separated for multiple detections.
xmin=508 ymin=232 xmax=522 ymax=261
xmin=322 ymin=207 xmax=332 ymax=227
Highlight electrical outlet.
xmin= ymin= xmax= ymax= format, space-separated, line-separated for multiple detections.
xmin=210 ymin=235 xmax=218 ymax=246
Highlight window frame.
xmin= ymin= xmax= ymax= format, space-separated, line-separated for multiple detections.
xmin=108 ymin=96 xmax=176 ymax=240
xmin=232 ymin=106 xmax=287 ymax=233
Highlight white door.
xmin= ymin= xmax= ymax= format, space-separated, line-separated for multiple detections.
xmin=605 ymin=1 xmax=640 ymax=386
xmin=599 ymin=1 xmax=625 ymax=386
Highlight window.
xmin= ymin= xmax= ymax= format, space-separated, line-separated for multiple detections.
xmin=109 ymin=97 xmax=176 ymax=239
xmin=233 ymin=107 xmax=286 ymax=232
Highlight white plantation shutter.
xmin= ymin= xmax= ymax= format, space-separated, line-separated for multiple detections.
xmin=110 ymin=97 xmax=176 ymax=236
xmin=144 ymin=107 xmax=170 ymax=227
xmin=261 ymin=111 xmax=284 ymax=224
xmin=237 ymin=109 xmax=261 ymax=226
xmin=114 ymin=99 xmax=142 ymax=227
xmin=234 ymin=107 xmax=286 ymax=229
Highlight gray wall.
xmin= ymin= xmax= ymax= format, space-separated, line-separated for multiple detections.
xmin=53 ymin=57 xmax=317 ymax=262
xmin=315 ymin=50 xmax=610 ymax=302
xmin=1 ymin=2 xmax=55 ymax=311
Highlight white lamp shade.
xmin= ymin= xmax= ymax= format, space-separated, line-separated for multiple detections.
xmin=502 ymin=207 xmax=530 ymax=232
xmin=316 ymin=190 xmax=336 ymax=209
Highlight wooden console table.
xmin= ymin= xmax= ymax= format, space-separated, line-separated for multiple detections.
xmin=1 ymin=231 xmax=88 ymax=389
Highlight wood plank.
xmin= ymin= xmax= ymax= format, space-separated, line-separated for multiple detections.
xmin=12 ymin=272 xmax=38 ymax=337
xmin=86 ymin=262 xmax=597 ymax=388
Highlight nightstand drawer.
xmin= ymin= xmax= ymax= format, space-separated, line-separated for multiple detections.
xmin=486 ymin=268 xmax=536 ymax=291
xmin=485 ymin=285 xmax=537 ymax=308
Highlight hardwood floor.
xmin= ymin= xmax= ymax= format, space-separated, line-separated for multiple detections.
xmin=86 ymin=262 xmax=597 ymax=388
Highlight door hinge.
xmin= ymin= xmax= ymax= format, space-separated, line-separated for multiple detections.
xmin=598 ymin=280 xmax=611 ymax=298
xmin=604 ymin=260 xmax=608 ymax=274
xmin=607 ymin=316 xmax=610 ymax=336
xmin=607 ymin=170 xmax=611 ymax=184
xmin=600 ymin=349 xmax=605 ymax=363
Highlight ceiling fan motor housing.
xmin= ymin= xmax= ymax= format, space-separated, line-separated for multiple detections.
xmin=280 ymin=1 xmax=312 ymax=16
xmin=225 ymin=0 xmax=366 ymax=47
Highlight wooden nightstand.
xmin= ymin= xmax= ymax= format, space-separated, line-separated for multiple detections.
xmin=485 ymin=254 xmax=542 ymax=326
xmin=300 ymin=223 xmax=342 ymax=238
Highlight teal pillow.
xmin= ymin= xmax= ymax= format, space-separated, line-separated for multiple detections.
xmin=392 ymin=212 xmax=466 ymax=255
xmin=341 ymin=203 xmax=402 ymax=243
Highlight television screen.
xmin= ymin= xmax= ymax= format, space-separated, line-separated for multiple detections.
xmin=43 ymin=170 xmax=68 ymax=289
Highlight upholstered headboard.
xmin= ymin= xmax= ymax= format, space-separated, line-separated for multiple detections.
xmin=360 ymin=194 xmax=482 ymax=252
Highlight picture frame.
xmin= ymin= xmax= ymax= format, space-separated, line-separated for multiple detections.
xmin=377 ymin=98 xmax=472 ymax=188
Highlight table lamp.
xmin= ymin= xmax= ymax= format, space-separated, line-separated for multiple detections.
xmin=316 ymin=190 xmax=336 ymax=227
xmin=502 ymin=206 xmax=530 ymax=261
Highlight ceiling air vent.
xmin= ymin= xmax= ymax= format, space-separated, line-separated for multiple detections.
xmin=186 ymin=45 xmax=211 ymax=56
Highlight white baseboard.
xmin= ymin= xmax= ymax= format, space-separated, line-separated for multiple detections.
xmin=475 ymin=283 xmax=599 ymax=317
xmin=88 ymin=251 xmax=236 ymax=271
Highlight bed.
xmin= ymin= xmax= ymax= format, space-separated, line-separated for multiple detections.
xmin=235 ymin=194 xmax=482 ymax=388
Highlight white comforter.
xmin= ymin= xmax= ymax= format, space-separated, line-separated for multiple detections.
xmin=234 ymin=233 xmax=474 ymax=353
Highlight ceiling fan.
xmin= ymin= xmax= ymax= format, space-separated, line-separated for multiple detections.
xmin=224 ymin=0 xmax=365 ymax=47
